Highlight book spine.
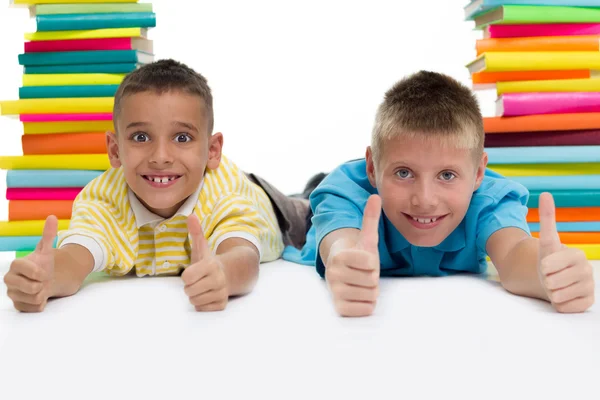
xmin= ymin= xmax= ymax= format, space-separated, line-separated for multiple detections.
xmin=19 ymin=113 xmax=112 ymax=122
xmin=502 ymin=92 xmax=600 ymax=116
xmin=24 ymin=63 xmax=138 ymax=74
xmin=489 ymin=23 xmax=600 ymax=38
xmin=19 ymin=50 xmax=141 ymax=66
xmin=25 ymin=38 xmax=133 ymax=52
xmin=36 ymin=12 xmax=156 ymax=32
xmin=19 ymin=84 xmax=119 ymax=99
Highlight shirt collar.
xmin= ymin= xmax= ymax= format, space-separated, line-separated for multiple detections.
xmin=128 ymin=179 xmax=203 ymax=228
xmin=385 ymin=212 xmax=466 ymax=254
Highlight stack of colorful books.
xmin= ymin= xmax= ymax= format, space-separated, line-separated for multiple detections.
xmin=465 ymin=0 xmax=600 ymax=260
xmin=0 ymin=0 xmax=155 ymax=257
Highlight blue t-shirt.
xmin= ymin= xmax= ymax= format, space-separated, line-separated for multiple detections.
xmin=283 ymin=158 xmax=530 ymax=278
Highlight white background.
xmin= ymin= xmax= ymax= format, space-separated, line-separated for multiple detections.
xmin=0 ymin=0 xmax=497 ymax=203
xmin=0 ymin=2 xmax=598 ymax=400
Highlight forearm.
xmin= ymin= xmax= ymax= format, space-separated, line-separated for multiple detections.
xmin=495 ymin=237 xmax=549 ymax=302
xmin=319 ymin=228 xmax=360 ymax=266
xmin=49 ymin=244 xmax=94 ymax=298
xmin=217 ymin=242 xmax=260 ymax=297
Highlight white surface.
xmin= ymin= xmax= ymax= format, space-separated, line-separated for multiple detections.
xmin=0 ymin=256 xmax=599 ymax=400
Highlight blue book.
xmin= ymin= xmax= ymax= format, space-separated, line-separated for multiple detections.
xmin=511 ymin=175 xmax=600 ymax=191
xmin=0 ymin=236 xmax=55 ymax=252
xmin=24 ymin=63 xmax=140 ymax=74
xmin=36 ymin=12 xmax=156 ymax=32
xmin=529 ymin=221 xmax=600 ymax=232
xmin=18 ymin=50 xmax=153 ymax=66
xmin=19 ymin=85 xmax=119 ymax=99
xmin=6 ymin=170 xmax=103 ymax=188
xmin=465 ymin=0 xmax=600 ymax=19
xmin=527 ymin=190 xmax=600 ymax=208
xmin=485 ymin=145 xmax=600 ymax=164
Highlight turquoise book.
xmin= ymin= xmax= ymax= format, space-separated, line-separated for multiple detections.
xmin=19 ymin=84 xmax=119 ymax=99
xmin=36 ymin=12 xmax=156 ymax=31
xmin=24 ymin=63 xmax=140 ymax=74
xmin=18 ymin=50 xmax=153 ymax=66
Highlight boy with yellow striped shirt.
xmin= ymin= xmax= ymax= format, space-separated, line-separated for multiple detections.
xmin=4 ymin=59 xmax=307 ymax=312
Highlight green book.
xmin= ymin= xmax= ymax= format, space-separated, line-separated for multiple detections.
xmin=30 ymin=3 xmax=153 ymax=16
xmin=474 ymin=5 xmax=600 ymax=28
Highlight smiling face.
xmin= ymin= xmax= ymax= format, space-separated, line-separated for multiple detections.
xmin=366 ymin=134 xmax=487 ymax=247
xmin=106 ymin=90 xmax=222 ymax=218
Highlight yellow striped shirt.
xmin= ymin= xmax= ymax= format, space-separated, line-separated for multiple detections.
xmin=57 ymin=155 xmax=284 ymax=277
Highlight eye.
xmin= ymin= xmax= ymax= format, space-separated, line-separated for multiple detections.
xmin=174 ymin=133 xmax=192 ymax=143
xmin=131 ymin=132 xmax=149 ymax=142
xmin=439 ymin=171 xmax=456 ymax=181
xmin=395 ymin=168 xmax=413 ymax=179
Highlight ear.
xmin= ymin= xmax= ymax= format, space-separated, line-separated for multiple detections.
xmin=106 ymin=131 xmax=121 ymax=168
xmin=473 ymin=151 xmax=488 ymax=191
xmin=206 ymin=132 xmax=223 ymax=170
xmin=365 ymin=146 xmax=377 ymax=188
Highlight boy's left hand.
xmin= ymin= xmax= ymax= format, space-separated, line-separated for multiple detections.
xmin=538 ymin=192 xmax=595 ymax=313
xmin=182 ymin=215 xmax=229 ymax=312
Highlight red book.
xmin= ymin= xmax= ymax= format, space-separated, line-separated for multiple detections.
xmin=24 ymin=37 xmax=152 ymax=53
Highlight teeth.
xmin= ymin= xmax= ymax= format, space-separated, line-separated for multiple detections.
xmin=147 ymin=176 xmax=176 ymax=183
xmin=412 ymin=216 xmax=437 ymax=224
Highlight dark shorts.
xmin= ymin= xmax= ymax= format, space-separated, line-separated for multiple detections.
xmin=246 ymin=173 xmax=311 ymax=250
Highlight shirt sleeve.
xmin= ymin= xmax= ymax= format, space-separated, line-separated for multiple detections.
xmin=203 ymin=194 xmax=273 ymax=261
xmin=475 ymin=180 xmax=531 ymax=254
xmin=56 ymin=200 xmax=117 ymax=272
xmin=309 ymin=169 xmax=373 ymax=277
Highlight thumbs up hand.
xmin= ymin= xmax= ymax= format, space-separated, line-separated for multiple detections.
xmin=537 ymin=192 xmax=595 ymax=313
xmin=4 ymin=215 xmax=58 ymax=312
xmin=181 ymin=214 xmax=228 ymax=312
xmin=325 ymin=195 xmax=382 ymax=317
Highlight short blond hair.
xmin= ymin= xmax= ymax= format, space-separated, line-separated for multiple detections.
xmin=371 ymin=71 xmax=484 ymax=164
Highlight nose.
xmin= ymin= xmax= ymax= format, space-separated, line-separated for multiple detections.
xmin=410 ymin=180 xmax=439 ymax=210
xmin=149 ymin=139 xmax=174 ymax=165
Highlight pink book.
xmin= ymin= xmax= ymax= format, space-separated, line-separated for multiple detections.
xmin=19 ymin=113 xmax=113 ymax=123
xmin=6 ymin=188 xmax=82 ymax=201
xmin=24 ymin=37 xmax=152 ymax=53
xmin=488 ymin=23 xmax=600 ymax=38
xmin=497 ymin=92 xmax=600 ymax=117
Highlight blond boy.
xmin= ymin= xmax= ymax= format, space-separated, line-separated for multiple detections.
xmin=284 ymin=71 xmax=595 ymax=317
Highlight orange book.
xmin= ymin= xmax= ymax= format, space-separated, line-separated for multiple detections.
xmin=527 ymin=207 xmax=600 ymax=222
xmin=476 ymin=36 xmax=600 ymax=55
xmin=22 ymin=132 xmax=107 ymax=155
xmin=472 ymin=70 xmax=589 ymax=84
xmin=531 ymin=232 xmax=600 ymax=244
xmin=484 ymin=112 xmax=600 ymax=133
xmin=8 ymin=200 xmax=73 ymax=221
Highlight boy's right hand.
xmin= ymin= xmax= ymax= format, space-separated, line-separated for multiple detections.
xmin=4 ymin=215 xmax=57 ymax=313
xmin=325 ymin=195 xmax=382 ymax=317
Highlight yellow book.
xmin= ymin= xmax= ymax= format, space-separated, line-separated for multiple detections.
xmin=488 ymin=163 xmax=600 ymax=176
xmin=24 ymin=27 xmax=146 ymax=41
xmin=24 ymin=121 xmax=114 ymax=134
xmin=0 ymin=154 xmax=110 ymax=170
xmin=467 ymin=51 xmax=600 ymax=74
xmin=23 ymin=73 xmax=125 ymax=86
xmin=0 ymin=220 xmax=70 ymax=236
xmin=487 ymin=244 xmax=600 ymax=261
xmin=0 ymin=98 xmax=113 ymax=115
xmin=497 ymin=77 xmax=600 ymax=95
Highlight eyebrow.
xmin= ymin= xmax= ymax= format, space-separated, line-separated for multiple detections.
xmin=125 ymin=121 xmax=149 ymax=130
xmin=173 ymin=121 xmax=199 ymax=132
xmin=124 ymin=121 xmax=199 ymax=132
xmin=390 ymin=161 xmax=465 ymax=172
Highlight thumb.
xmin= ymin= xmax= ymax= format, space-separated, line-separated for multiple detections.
xmin=357 ymin=195 xmax=382 ymax=254
xmin=538 ymin=192 xmax=561 ymax=260
xmin=36 ymin=215 xmax=57 ymax=259
xmin=187 ymin=214 xmax=210 ymax=263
